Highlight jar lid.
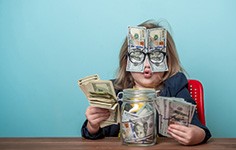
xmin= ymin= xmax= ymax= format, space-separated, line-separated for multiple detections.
xmin=123 ymin=88 xmax=156 ymax=95
xmin=122 ymin=88 xmax=156 ymax=101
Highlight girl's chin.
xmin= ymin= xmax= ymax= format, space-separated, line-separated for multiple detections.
xmin=139 ymin=81 xmax=156 ymax=88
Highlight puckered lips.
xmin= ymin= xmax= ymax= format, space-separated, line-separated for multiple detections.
xmin=143 ymin=68 xmax=152 ymax=78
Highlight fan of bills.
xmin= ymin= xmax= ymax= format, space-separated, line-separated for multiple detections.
xmin=153 ymin=96 xmax=196 ymax=137
xmin=78 ymin=74 xmax=119 ymax=128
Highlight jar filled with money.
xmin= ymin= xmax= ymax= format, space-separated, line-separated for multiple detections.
xmin=118 ymin=88 xmax=157 ymax=146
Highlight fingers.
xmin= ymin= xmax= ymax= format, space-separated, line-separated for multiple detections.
xmin=168 ymin=124 xmax=186 ymax=136
xmin=86 ymin=106 xmax=110 ymax=118
xmin=85 ymin=106 xmax=110 ymax=126
xmin=168 ymin=128 xmax=186 ymax=145
xmin=169 ymin=123 xmax=188 ymax=132
xmin=89 ymin=113 xmax=110 ymax=126
xmin=167 ymin=124 xmax=190 ymax=145
xmin=86 ymin=106 xmax=110 ymax=115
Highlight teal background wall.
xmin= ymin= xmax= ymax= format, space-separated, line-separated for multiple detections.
xmin=0 ymin=0 xmax=236 ymax=137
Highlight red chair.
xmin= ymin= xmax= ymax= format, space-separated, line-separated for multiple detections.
xmin=188 ymin=79 xmax=206 ymax=125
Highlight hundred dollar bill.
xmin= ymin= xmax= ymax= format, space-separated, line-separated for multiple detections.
xmin=168 ymin=98 xmax=192 ymax=126
xmin=136 ymin=103 xmax=153 ymax=116
xmin=126 ymin=26 xmax=146 ymax=72
xmin=78 ymin=74 xmax=119 ymax=127
xmin=153 ymin=96 xmax=196 ymax=137
xmin=147 ymin=28 xmax=168 ymax=72
xmin=121 ymin=110 xmax=155 ymax=144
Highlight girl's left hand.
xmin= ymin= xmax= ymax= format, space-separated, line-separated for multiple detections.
xmin=167 ymin=124 xmax=205 ymax=145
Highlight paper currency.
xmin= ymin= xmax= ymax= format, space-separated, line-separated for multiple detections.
xmin=120 ymin=103 xmax=155 ymax=144
xmin=148 ymin=28 xmax=166 ymax=50
xmin=153 ymin=96 xmax=196 ymax=137
xmin=126 ymin=26 xmax=146 ymax=72
xmin=147 ymin=28 xmax=168 ymax=72
xmin=78 ymin=74 xmax=119 ymax=127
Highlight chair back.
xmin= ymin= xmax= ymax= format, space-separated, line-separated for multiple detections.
xmin=188 ymin=79 xmax=206 ymax=125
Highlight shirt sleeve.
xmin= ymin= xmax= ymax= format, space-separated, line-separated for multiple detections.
xmin=81 ymin=120 xmax=105 ymax=139
xmin=191 ymin=112 xmax=212 ymax=144
xmin=81 ymin=120 xmax=120 ymax=139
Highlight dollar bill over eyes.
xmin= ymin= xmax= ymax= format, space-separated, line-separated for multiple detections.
xmin=126 ymin=26 xmax=146 ymax=72
xmin=153 ymin=96 xmax=196 ymax=137
xmin=147 ymin=28 xmax=168 ymax=72
xmin=78 ymin=74 xmax=119 ymax=127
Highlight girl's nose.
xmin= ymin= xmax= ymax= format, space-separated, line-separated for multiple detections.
xmin=144 ymin=57 xmax=151 ymax=68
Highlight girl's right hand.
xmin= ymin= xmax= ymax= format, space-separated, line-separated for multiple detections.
xmin=85 ymin=106 xmax=110 ymax=134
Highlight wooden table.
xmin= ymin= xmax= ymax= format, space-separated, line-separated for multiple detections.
xmin=0 ymin=137 xmax=236 ymax=150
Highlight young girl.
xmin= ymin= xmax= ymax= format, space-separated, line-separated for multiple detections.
xmin=81 ymin=19 xmax=211 ymax=145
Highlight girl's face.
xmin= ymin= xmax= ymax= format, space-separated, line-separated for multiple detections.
xmin=131 ymin=58 xmax=164 ymax=89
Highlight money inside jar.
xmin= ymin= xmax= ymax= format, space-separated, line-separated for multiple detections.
xmin=120 ymin=88 xmax=157 ymax=146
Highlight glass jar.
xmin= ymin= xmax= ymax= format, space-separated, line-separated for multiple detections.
xmin=118 ymin=88 xmax=157 ymax=146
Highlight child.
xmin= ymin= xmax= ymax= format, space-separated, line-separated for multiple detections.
xmin=81 ymin=19 xmax=211 ymax=145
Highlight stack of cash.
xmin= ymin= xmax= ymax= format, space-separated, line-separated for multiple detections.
xmin=121 ymin=102 xmax=155 ymax=144
xmin=78 ymin=74 xmax=119 ymax=127
xmin=153 ymin=97 xmax=196 ymax=137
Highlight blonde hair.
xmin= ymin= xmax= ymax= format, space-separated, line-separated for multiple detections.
xmin=114 ymin=19 xmax=184 ymax=90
